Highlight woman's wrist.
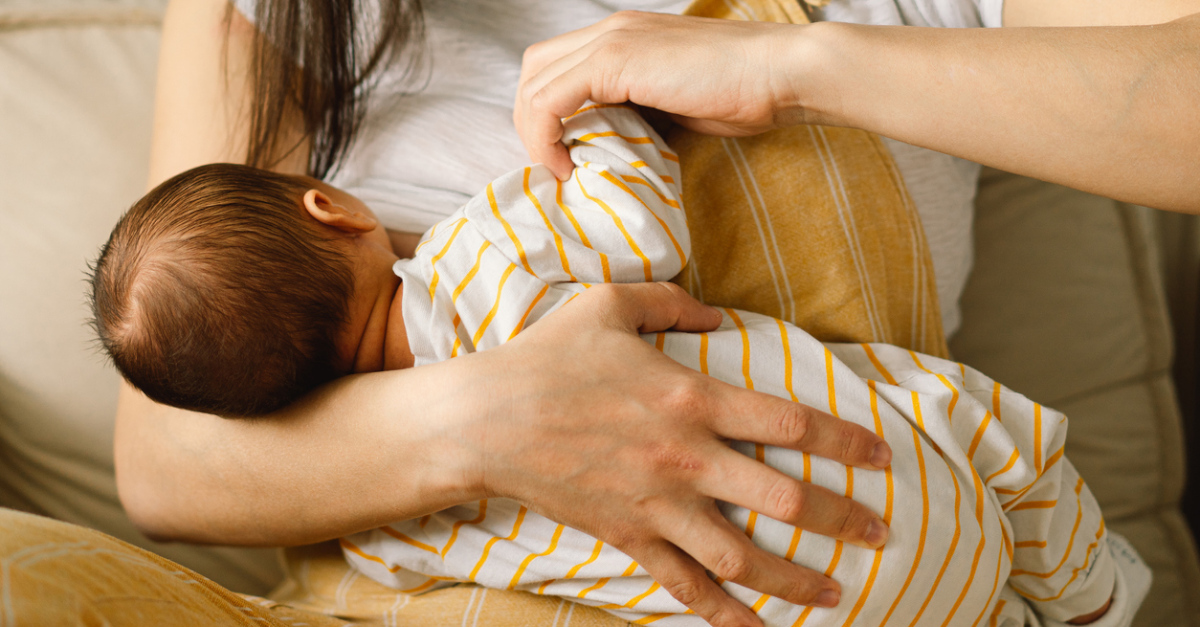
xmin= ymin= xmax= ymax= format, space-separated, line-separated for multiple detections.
xmin=771 ymin=20 xmax=854 ymax=129
xmin=411 ymin=355 xmax=496 ymax=504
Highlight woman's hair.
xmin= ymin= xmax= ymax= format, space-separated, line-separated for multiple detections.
xmin=238 ymin=0 xmax=425 ymax=179
xmin=89 ymin=164 xmax=356 ymax=418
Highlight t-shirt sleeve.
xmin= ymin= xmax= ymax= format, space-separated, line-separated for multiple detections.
xmin=978 ymin=0 xmax=1004 ymax=28
xmin=914 ymin=0 xmax=1004 ymax=28
xmin=818 ymin=0 xmax=1003 ymax=29
xmin=229 ymin=0 xmax=257 ymax=22
xmin=908 ymin=0 xmax=1004 ymax=28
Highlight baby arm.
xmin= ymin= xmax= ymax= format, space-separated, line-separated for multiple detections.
xmin=959 ymin=368 xmax=1148 ymax=626
xmin=463 ymin=103 xmax=689 ymax=286
xmin=405 ymin=105 xmax=691 ymax=358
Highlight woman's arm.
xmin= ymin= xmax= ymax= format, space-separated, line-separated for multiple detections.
xmin=117 ymin=283 xmax=888 ymax=621
xmin=514 ymin=4 xmax=1200 ymax=212
xmin=146 ymin=0 xmax=305 ymax=182
xmin=120 ymin=2 xmax=895 ymax=623
xmin=118 ymin=0 xmax=337 ymax=542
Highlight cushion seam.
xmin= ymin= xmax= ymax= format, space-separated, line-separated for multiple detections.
xmin=1042 ymin=367 xmax=1174 ymax=409
xmin=1114 ymin=207 xmax=1178 ymax=504
xmin=0 ymin=7 xmax=162 ymax=31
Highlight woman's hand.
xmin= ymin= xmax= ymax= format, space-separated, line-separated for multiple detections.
xmin=515 ymin=11 xmax=815 ymax=180
xmin=460 ymin=283 xmax=892 ymax=627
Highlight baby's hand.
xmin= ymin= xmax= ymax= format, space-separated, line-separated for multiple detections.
xmin=1066 ymin=597 xmax=1112 ymax=625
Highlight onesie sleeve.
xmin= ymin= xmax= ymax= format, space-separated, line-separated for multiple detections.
xmin=957 ymin=369 xmax=1131 ymax=623
xmin=462 ymin=104 xmax=689 ymax=286
xmin=406 ymin=105 xmax=689 ymax=360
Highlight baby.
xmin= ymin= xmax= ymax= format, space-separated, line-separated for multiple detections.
xmin=90 ymin=105 xmax=1144 ymax=627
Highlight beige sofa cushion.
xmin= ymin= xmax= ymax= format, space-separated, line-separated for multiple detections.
xmin=951 ymin=168 xmax=1200 ymax=626
xmin=0 ymin=4 xmax=282 ymax=594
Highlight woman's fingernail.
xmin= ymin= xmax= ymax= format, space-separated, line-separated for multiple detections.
xmin=865 ymin=519 xmax=889 ymax=548
xmin=816 ymin=589 xmax=840 ymax=607
xmin=870 ymin=442 xmax=892 ymax=469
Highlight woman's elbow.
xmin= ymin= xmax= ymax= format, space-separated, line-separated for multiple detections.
xmin=118 ymin=479 xmax=184 ymax=543
xmin=114 ymin=435 xmax=209 ymax=543
xmin=113 ymin=385 xmax=218 ymax=543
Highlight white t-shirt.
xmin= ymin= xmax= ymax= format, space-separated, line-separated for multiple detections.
xmin=232 ymin=0 xmax=1003 ymax=336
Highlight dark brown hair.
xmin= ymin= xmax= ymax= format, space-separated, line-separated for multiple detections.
xmin=89 ymin=163 xmax=356 ymax=417
xmin=237 ymin=0 xmax=425 ymax=178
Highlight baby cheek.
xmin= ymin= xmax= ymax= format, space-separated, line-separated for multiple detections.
xmin=341 ymin=301 xmax=390 ymax=375
xmin=334 ymin=334 xmax=362 ymax=374
xmin=336 ymin=315 xmax=373 ymax=374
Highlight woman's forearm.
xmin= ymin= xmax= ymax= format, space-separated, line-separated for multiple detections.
xmin=115 ymin=363 xmax=479 ymax=545
xmin=120 ymin=0 xmax=364 ymax=545
xmin=516 ymin=8 xmax=1200 ymax=211
xmin=792 ymin=16 xmax=1200 ymax=212
xmin=115 ymin=281 xmax=899 ymax=625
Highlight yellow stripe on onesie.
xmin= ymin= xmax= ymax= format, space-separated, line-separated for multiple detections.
xmin=343 ymin=104 xmax=1144 ymax=627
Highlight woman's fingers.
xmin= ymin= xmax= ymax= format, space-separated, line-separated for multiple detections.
xmin=627 ymin=542 xmax=764 ymax=627
xmin=697 ymin=445 xmax=889 ymax=549
xmin=515 ymin=12 xmax=802 ymax=178
xmin=702 ymin=377 xmax=892 ymax=470
xmin=567 ymin=282 xmax=724 ymax=334
xmin=618 ymin=506 xmax=844 ymax=626
xmin=518 ymin=11 xmax=625 ymax=82
xmin=518 ymin=30 xmax=635 ymax=179
xmin=664 ymin=507 xmax=843 ymax=608
xmin=516 ymin=20 xmax=627 ymax=179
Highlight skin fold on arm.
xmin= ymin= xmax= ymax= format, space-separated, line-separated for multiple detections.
xmin=115 ymin=1 xmax=897 ymax=624
xmin=516 ymin=0 xmax=1200 ymax=212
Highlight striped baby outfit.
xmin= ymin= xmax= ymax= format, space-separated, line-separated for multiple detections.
xmin=341 ymin=105 xmax=1145 ymax=627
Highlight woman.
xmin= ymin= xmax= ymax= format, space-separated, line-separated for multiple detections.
xmin=118 ymin=1 xmax=1198 ymax=626
xmin=123 ymin=3 xmax=892 ymax=626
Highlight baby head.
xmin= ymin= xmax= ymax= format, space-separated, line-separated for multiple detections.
xmin=90 ymin=163 xmax=395 ymax=417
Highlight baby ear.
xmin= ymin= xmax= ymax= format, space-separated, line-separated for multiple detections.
xmin=302 ymin=189 xmax=378 ymax=234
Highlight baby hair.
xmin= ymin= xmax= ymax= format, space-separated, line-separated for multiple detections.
xmin=89 ymin=163 xmax=355 ymax=417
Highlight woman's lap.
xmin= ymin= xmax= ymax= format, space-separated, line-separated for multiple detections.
xmin=0 ymin=507 xmax=631 ymax=627
xmin=0 ymin=507 xmax=346 ymax=627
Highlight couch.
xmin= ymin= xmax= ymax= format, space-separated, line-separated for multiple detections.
xmin=1 ymin=0 xmax=1197 ymax=623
